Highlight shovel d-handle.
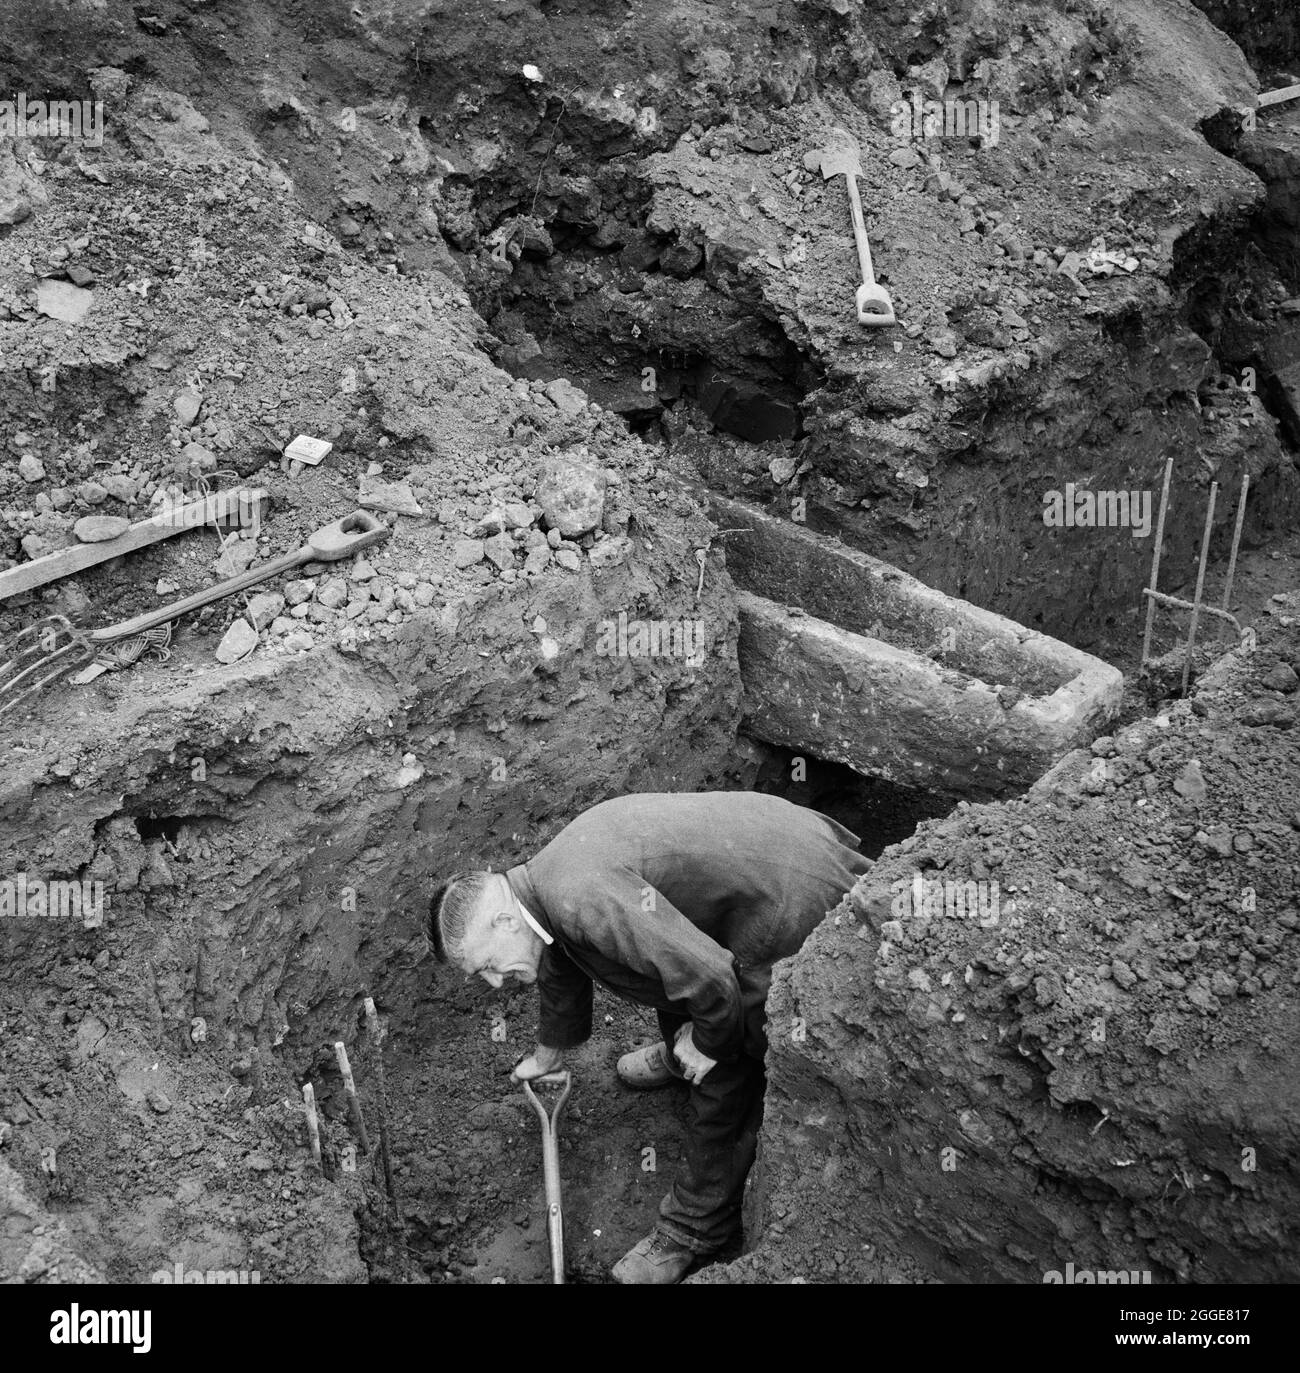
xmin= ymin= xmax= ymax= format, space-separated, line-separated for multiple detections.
xmin=305 ymin=510 xmax=390 ymax=561
xmin=522 ymin=1070 xmax=571 ymax=1285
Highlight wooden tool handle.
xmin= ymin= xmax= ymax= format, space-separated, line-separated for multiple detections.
xmin=0 ymin=488 xmax=268 ymax=603
xmin=843 ymin=172 xmax=877 ymax=288
xmin=90 ymin=545 xmax=312 ymax=643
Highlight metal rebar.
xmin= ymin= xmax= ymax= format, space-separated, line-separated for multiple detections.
xmin=363 ymin=996 xmax=399 ymax=1212
xmin=303 ymin=1082 xmax=322 ymax=1168
xmin=1181 ymin=482 xmax=1218 ymax=696
xmin=334 ymin=1041 xmax=371 ymax=1154
xmin=1140 ymin=457 xmax=1174 ymax=669
xmin=1219 ymin=473 xmax=1250 ymax=621
xmin=1141 ymin=588 xmax=1241 ymax=634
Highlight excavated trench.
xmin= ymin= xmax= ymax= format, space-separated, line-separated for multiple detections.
xmin=2 ymin=0 xmax=1299 ymax=1287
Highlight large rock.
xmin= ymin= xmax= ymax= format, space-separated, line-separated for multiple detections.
xmin=536 ymin=458 xmax=606 ymax=537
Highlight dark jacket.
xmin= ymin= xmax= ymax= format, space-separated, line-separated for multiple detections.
xmin=504 ymin=792 xmax=870 ymax=1062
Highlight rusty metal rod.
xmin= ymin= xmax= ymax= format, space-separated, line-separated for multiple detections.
xmin=363 ymin=996 xmax=399 ymax=1213
xmin=334 ymin=1041 xmax=371 ymax=1154
xmin=1181 ymin=481 xmax=1218 ymax=696
xmin=1140 ymin=457 xmax=1175 ymax=670
xmin=1141 ymin=588 xmax=1242 ymax=634
xmin=1220 ymin=473 xmax=1250 ymax=622
xmin=303 ymin=1082 xmax=322 ymax=1168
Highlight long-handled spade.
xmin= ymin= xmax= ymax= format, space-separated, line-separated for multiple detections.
xmin=522 ymin=1070 xmax=572 ymax=1284
xmin=817 ymin=128 xmax=896 ymax=327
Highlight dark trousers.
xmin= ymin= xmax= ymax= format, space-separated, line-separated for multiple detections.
xmin=651 ymin=1008 xmax=767 ymax=1254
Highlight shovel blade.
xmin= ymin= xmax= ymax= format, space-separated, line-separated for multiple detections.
xmin=816 ymin=127 xmax=862 ymax=179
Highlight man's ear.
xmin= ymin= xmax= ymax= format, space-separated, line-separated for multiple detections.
xmin=491 ymin=907 xmax=520 ymax=932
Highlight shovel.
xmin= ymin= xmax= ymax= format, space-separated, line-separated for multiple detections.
xmin=0 ymin=510 xmax=390 ymax=716
xmin=817 ymin=129 xmax=896 ymax=327
xmin=521 ymin=1070 xmax=571 ymax=1285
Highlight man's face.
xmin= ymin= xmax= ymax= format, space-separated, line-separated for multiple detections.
xmin=457 ymin=875 xmax=541 ymax=989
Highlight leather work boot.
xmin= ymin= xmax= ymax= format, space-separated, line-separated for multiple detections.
xmin=611 ymin=1229 xmax=696 ymax=1285
xmin=616 ymin=1041 xmax=681 ymax=1088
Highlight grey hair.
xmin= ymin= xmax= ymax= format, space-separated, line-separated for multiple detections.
xmin=426 ymin=870 xmax=495 ymax=964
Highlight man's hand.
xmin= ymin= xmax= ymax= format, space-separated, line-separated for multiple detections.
xmin=672 ymin=1024 xmax=717 ymax=1085
xmin=509 ymin=1043 xmax=566 ymax=1084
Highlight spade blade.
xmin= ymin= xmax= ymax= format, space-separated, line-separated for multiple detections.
xmin=816 ymin=127 xmax=862 ymax=179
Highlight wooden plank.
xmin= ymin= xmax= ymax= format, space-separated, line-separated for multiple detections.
xmin=0 ymin=488 xmax=268 ymax=602
xmin=1257 ymin=82 xmax=1300 ymax=109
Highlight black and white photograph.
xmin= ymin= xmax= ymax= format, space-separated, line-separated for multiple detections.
xmin=0 ymin=0 xmax=1295 ymax=1339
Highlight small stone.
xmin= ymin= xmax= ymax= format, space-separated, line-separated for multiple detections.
xmin=78 ymin=480 xmax=108 ymax=505
xmin=246 ymin=591 xmax=285 ymax=630
xmin=350 ymin=558 xmax=377 ymax=582
xmin=453 ymin=539 xmax=485 ymax=570
xmin=1194 ymin=827 xmax=1234 ymax=858
xmin=284 ymin=579 xmax=315 ymax=606
xmin=1172 ymin=760 xmax=1207 ymax=801
xmin=283 ymin=630 xmax=314 ymax=651
xmin=73 ymin=515 xmax=130 ymax=543
xmin=18 ymin=454 xmax=45 ymax=482
xmin=269 ymin=617 xmax=296 ymax=636
xmin=483 ymin=533 xmax=515 ymax=571
xmin=213 ymin=538 xmax=257 ymax=578
xmin=21 ymin=534 xmax=53 ymax=560
xmin=554 ymin=547 xmax=581 ymax=571
xmin=543 ymin=377 xmax=590 ymax=417
xmin=36 ymin=278 xmax=94 ymax=324
xmin=100 ymin=473 xmax=138 ymax=503
xmin=359 ymin=474 xmax=422 ymax=516
xmin=174 ymin=391 xmax=203 ymax=425
xmin=146 ymin=1089 xmax=172 ymax=1114
xmin=1210 ymin=970 xmax=1238 ymax=998
xmin=179 ymin=441 xmax=217 ymax=474
xmin=413 ymin=581 xmax=436 ymax=607
xmin=156 ymin=578 xmax=179 ymax=596
xmin=215 ymin=619 xmax=259 ymax=663
xmin=769 ymin=455 xmax=797 ymax=485
xmin=317 ymin=578 xmax=349 ymax=610
xmin=588 ymin=535 xmax=631 ymax=569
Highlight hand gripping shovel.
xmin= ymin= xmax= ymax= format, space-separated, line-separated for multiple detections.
xmin=0 ymin=510 xmax=390 ymax=716
xmin=818 ymin=128 xmax=896 ymax=327
xmin=522 ymin=1070 xmax=572 ymax=1285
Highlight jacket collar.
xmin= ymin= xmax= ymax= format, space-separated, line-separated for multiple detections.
xmin=504 ymin=864 xmax=554 ymax=944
